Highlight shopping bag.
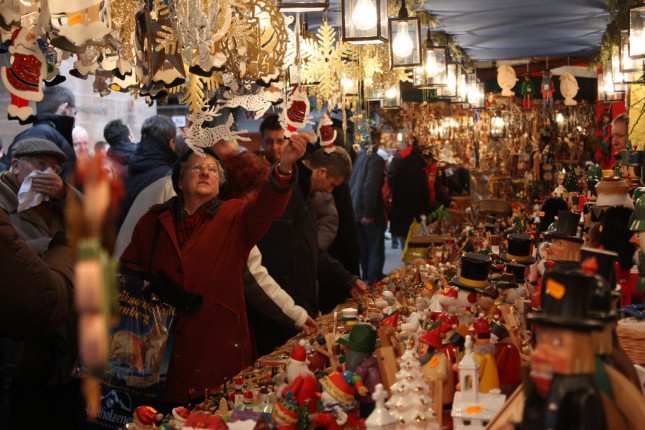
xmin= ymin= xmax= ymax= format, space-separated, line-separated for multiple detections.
xmin=104 ymin=273 xmax=177 ymax=399
xmin=76 ymin=272 xmax=178 ymax=429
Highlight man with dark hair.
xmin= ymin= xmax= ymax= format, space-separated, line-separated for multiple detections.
xmin=260 ymin=114 xmax=288 ymax=164
xmin=104 ymin=119 xmax=136 ymax=166
xmin=254 ymin=117 xmax=368 ymax=355
xmin=2 ymin=86 xmax=77 ymax=180
xmin=118 ymin=114 xmax=177 ymax=226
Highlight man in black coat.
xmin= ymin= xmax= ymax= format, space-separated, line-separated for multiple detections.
xmin=2 ymin=86 xmax=77 ymax=181
xmin=389 ymin=146 xmax=430 ymax=244
xmin=118 ymin=114 xmax=177 ymax=226
xmin=104 ymin=118 xmax=136 ymax=166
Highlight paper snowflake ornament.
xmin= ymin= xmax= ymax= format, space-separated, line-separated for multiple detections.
xmin=279 ymin=85 xmax=313 ymax=137
xmin=185 ymin=106 xmax=251 ymax=156
xmin=220 ymin=87 xmax=283 ymax=120
xmin=317 ymin=113 xmax=337 ymax=152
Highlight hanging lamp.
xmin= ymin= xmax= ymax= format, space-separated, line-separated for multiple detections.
xmin=341 ymin=0 xmax=388 ymax=44
xmin=388 ymin=0 xmax=421 ymax=68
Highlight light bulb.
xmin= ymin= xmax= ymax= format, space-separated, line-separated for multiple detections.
xmin=352 ymin=0 xmax=377 ymax=31
xmin=385 ymin=87 xmax=398 ymax=98
xmin=556 ymin=112 xmax=564 ymax=123
xmin=425 ymin=50 xmax=440 ymax=77
xmin=392 ymin=22 xmax=414 ymax=58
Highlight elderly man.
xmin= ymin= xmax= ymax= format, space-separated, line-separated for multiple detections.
xmin=0 ymin=137 xmax=67 ymax=254
xmin=0 ymin=137 xmax=80 ymax=428
xmin=120 ymin=133 xmax=308 ymax=404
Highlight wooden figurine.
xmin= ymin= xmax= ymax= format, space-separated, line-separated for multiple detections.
xmin=522 ymin=271 xmax=606 ymax=430
xmin=315 ymin=371 xmax=366 ymax=430
xmin=272 ymin=391 xmax=303 ymax=430
xmin=418 ymin=326 xmax=454 ymax=425
xmin=278 ymin=341 xmax=319 ymax=419
xmin=338 ymin=324 xmax=383 ymax=417
xmin=470 ymin=316 xmax=501 ymax=393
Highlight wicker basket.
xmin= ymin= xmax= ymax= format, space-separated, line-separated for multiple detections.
xmin=616 ymin=318 xmax=645 ymax=365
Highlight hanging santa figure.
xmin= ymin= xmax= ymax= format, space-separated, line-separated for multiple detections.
xmin=280 ymin=85 xmax=314 ymax=138
xmin=317 ymin=113 xmax=337 ymax=152
xmin=1 ymin=25 xmax=47 ymax=122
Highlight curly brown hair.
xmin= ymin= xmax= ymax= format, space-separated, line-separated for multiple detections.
xmin=219 ymin=151 xmax=271 ymax=201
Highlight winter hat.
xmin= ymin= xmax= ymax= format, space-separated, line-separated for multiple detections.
xmin=274 ymin=391 xmax=300 ymax=424
xmin=320 ymin=371 xmax=366 ymax=405
xmin=171 ymin=146 xmax=227 ymax=194
xmin=12 ymin=138 xmax=67 ymax=164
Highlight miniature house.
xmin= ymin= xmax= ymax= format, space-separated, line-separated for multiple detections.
xmin=451 ymin=336 xmax=506 ymax=430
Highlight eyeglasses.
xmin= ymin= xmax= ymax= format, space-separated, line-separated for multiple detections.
xmin=21 ymin=157 xmax=61 ymax=175
xmin=189 ymin=163 xmax=220 ymax=175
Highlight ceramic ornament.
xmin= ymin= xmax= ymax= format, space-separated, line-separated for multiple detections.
xmin=364 ymin=384 xmax=396 ymax=430
xmin=1 ymin=25 xmax=47 ymax=122
xmin=47 ymin=0 xmax=110 ymax=48
xmin=221 ymin=87 xmax=283 ymax=120
xmin=496 ymin=64 xmax=517 ymax=97
xmin=385 ymin=340 xmax=439 ymax=429
xmin=185 ymin=108 xmax=251 ymax=156
xmin=280 ymin=85 xmax=313 ymax=137
xmin=317 ymin=113 xmax=337 ymax=152
xmin=560 ymin=72 xmax=579 ymax=106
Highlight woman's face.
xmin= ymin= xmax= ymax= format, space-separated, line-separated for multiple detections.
xmin=178 ymin=154 xmax=222 ymax=200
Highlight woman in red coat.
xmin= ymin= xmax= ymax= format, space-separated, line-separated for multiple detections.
xmin=120 ymin=133 xmax=308 ymax=403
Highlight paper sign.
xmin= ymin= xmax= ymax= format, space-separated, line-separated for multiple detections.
xmin=546 ymin=279 xmax=565 ymax=300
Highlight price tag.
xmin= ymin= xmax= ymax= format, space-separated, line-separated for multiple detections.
xmin=466 ymin=405 xmax=483 ymax=414
xmin=546 ymin=279 xmax=565 ymax=300
xmin=429 ymin=356 xmax=441 ymax=368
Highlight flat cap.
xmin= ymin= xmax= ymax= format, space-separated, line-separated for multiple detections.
xmin=12 ymin=138 xmax=67 ymax=164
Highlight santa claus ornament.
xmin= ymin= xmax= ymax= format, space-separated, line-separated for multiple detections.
xmin=317 ymin=113 xmax=337 ymax=153
xmin=47 ymin=0 xmax=110 ymax=49
xmin=280 ymin=84 xmax=314 ymax=138
xmin=1 ymin=25 xmax=47 ymax=122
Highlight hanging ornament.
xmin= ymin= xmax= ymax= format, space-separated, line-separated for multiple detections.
xmin=0 ymin=25 xmax=47 ymax=122
xmin=46 ymin=0 xmax=110 ymax=50
xmin=170 ymin=0 xmax=231 ymax=75
xmin=184 ymin=106 xmax=251 ymax=156
xmin=496 ymin=64 xmax=517 ymax=97
xmin=222 ymin=0 xmax=287 ymax=84
xmin=559 ymin=72 xmax=579 ymax=106
xmin=220 ymin=86 xmax=283 ymax=120
xmin=317 ymin=112 xmax=337 ymax=152
xmin=282 ymin=14 xmax=297 ymax=70
xmin=279 ymin=84 xmax=313 ymax=137
xmin=104 ymin=0 xmax=142 ymax=66
xmin=0 ymin=0 xmax=38 ymax=31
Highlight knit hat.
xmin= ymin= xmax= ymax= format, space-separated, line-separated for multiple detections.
xmin=274 ymin=391 xmax=300 ymax=424
xmin=12 ymin=138 xmax=67 ymax=164
xmin=171 ymin=147 xmax=227 ymax=194
xmin=320 ymin=371 xmax=366 ymax=405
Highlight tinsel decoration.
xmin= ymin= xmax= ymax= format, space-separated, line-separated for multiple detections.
xmin=104 ymin=0 xmax=143 ymax=64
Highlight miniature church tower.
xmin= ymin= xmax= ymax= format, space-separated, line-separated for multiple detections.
xmin=451 ymin=336 xmax=506 ymax=430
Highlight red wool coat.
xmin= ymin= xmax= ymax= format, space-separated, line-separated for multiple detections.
xmin=121 ymin=173 xmax=294 ymax=403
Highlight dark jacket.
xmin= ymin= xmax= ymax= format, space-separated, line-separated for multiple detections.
xmin=321 ymin=183 xmax=361 ymax=314
xmin=119 ymin=135 xmax=177 ymax=226
xmin=254 ymin=161 xmax=357 ymax=354
xmin=5 ymin=114 xmax=76 ymax=181
xmin=108 ymin=139 xmax=137 ymax=166
xmin=120 ymin=169 xmax=295 ymax=403
xmin=349 ymin=149 xmax=385 ymax=225
xmin=389 ymin=147 xmax=430 ymax=237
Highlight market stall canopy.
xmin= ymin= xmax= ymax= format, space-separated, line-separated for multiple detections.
xmin=312 ymin=0 xmax=609 ymax=62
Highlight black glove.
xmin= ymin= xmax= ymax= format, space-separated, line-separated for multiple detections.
xmin=150 ymin=269 xmax=203 ymax=315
